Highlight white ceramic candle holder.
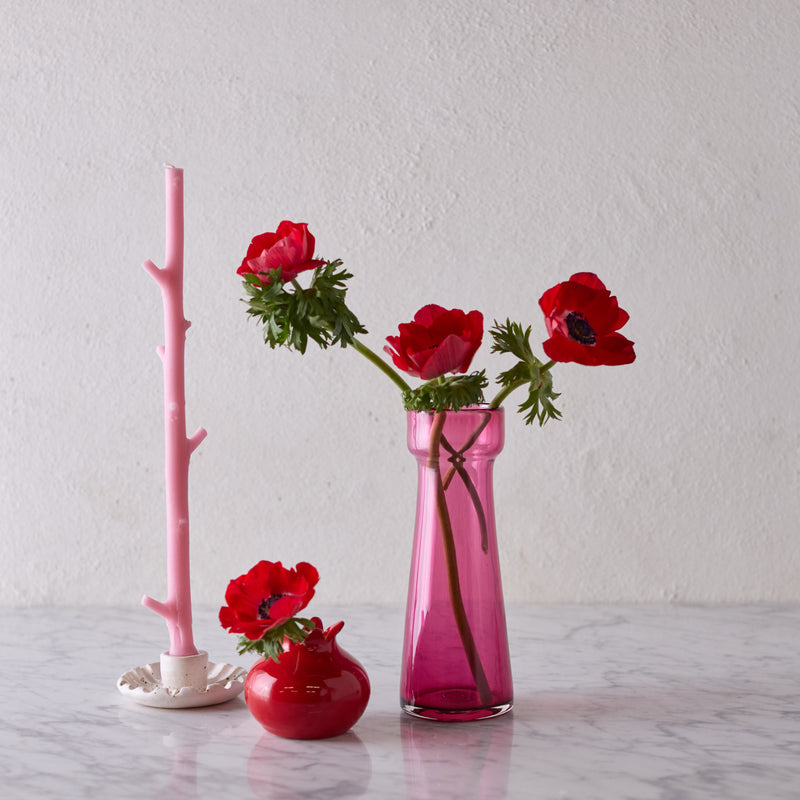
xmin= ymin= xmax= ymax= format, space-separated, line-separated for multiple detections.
xmin=117 ymin=651 xmax=246 ymax=709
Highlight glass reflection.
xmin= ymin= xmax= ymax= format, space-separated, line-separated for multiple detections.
xmin=248 ymin=730 xmax=373 ymax=799
xmin=401 ymin=712 xmax=513 ymax=799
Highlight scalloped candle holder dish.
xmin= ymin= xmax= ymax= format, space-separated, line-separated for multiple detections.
xmin=117 ymin=651 xmax=246 ymax=709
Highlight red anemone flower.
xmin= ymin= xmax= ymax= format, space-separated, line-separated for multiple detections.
xmin=219 ymin=560 xmax=319 ymax=641
xmin=237 ymin=221 xmax=325 ymax=285
xmin=539 ymin=273 xmax=635 ymax=366
xmin=384 ymin=304 xmax=483 ymax=380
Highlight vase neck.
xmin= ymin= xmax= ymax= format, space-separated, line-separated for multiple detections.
xmin=407 ymin=408 xmax=504 ymax=460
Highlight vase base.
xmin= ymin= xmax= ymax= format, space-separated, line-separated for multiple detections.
xmin=401 ymin=699 xmax=512 ymax=722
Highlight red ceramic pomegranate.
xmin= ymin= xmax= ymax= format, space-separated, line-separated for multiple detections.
xmin=244 ymin=617 xmax=370 ymax=739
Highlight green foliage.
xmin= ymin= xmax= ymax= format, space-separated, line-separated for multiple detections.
xmin=402 ymin=372 xmax=488 ymax=413
xmin=490 ymin=319 xmax=535 ymax=363
xmin=242 ymin=260 xmax=367 ymax=353
xmin=235 ymin=617 xmax=315 ymax=663
xmin=240 ymin=255 xmax=565 ymax=424
xmin=490 ymin=320 xmax=562 ymax=426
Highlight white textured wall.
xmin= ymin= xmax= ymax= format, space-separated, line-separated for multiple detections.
xmin=1 ymin=0 xmax=798 ymax=607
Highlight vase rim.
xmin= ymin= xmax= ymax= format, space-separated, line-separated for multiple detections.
xmin=406 ymin=404 xmax=503 ymax=415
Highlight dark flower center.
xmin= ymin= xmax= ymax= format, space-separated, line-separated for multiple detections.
xmin=257 ymin=593 xmax=285 ymax=619
xmin=566 ymin=312 xmax=596 ymax=345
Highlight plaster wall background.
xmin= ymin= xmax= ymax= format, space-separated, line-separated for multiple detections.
xmin=1 ymin=0 xmax=798 ymax=606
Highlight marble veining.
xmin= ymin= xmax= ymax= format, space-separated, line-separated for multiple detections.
xmin=1 ymin=605 xmax=798 ymax=799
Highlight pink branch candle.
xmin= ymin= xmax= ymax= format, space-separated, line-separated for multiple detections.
xmin=142 ymin=165 xmax=207 ymax=657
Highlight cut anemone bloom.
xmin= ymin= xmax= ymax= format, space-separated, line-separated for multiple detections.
xmin=384 ymin=304 xmax=484 ymax=380
xmin=237 ymin=221 xmax=325 ymax=284
xmin=538 ymin=272 xmax=635 ymax=366
xmin=219 ymin=560 xmax=319 ymax=641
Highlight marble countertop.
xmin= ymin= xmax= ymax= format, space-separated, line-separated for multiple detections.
xmin=1 ymin=604 xmax=798 ymax=799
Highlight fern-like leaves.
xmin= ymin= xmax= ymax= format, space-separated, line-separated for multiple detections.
xmin=242 ymin=260 xmax=367 ymax=353
xmin=490 ymin=319 xmax=562 ymax=426
xmin=402 ymin=372 xmax=488 ymax=413
xmin=235 ymin=617 xmax=315 ymax=663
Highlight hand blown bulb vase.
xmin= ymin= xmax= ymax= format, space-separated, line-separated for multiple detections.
xmin=401 ymin=406 xmax=513 ymax=721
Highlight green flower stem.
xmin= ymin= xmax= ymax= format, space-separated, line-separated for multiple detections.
xmin=487 ymin=379 xmax=525 ymax=410
xmin=428 ymin=411 xmax=493 ymax=707
xmin=346 ymin=330 xmax=497 ymax=702
xmin=350 ymin=337 xmax=413 ymax=394
xmin=439 ymin=410 xmax=493 ymax=553
xmin=348 ymin=330 xmax=493 ymax=701
xmin=488 ymin=360 xmax=556 ymax=409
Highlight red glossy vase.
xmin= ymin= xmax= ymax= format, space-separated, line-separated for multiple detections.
xmin=244 ymin=617 xmax=370 ymax=739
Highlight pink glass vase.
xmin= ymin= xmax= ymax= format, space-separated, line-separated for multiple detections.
xmin=401 ymin=406 xmax=513 ymax=721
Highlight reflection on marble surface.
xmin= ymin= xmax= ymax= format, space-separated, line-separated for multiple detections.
xmin=401 ymin=711 xmax=512 ymax=798
xmin=248 ymin=731 xmax=372 ymax=799
xmin=1 ymin=604 xmax=799 ymax=798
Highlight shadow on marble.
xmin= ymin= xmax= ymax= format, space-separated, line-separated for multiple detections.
xmin=115 ymin=693 xmax=248 ymax=735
